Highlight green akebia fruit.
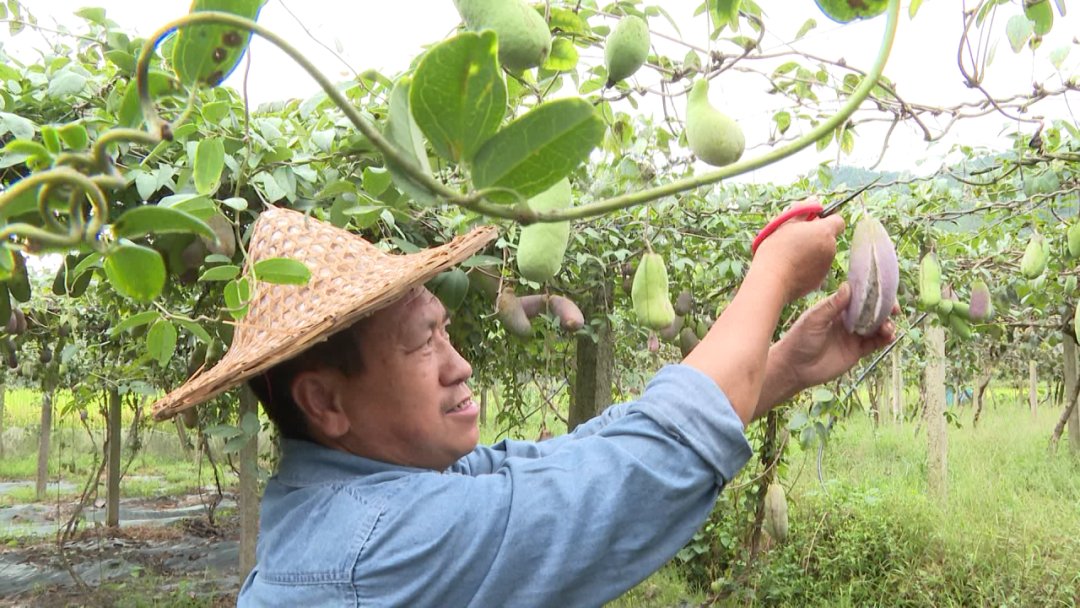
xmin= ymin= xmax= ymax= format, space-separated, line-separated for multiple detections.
xmin=951 ymin=301 xmax=971 ymax=320
xmin=695 ymin=318 xmax=710 ymax=340
xmin=8 ymin=253 xmax=30 ymax=303
xmin=763 ymin=483 xmax=789 ymax=542
xmin=937 ymin=292 xmax=954 ymax=317
xmin=814 ymin=0 xmax=888 ymax=23
xmin=968 ymin=280 xmax=993 ymax=321
xmin=919 ymin=253 xmax=942 ymax=310
xmin=454 ymin=0 xmax=551 ymax=71
xmin=496 ymin=288 xmax=533 ymax=337
xmin=678 ymin=327 xmax=700 ymax=357
xmin=1074 ymin=304 xmax=1079 ymax=345
xmin=428 ymin=268 xmax=470 ymax=311
xmin=685 ymin=79 xmax=745 ymax=167
xmin=516 ymin=178 xmax=572 ymax=282
xmin=1067 ymin=222 xmax=1080 ymax=259
xmin=1020 ymin=233 xmax=1048 ymax=279
xmin=604 ymin=15 xmax=650 ymax=85
xmin=843 ymin=216 xmax=898 ymax=337
xmin=948 ymin=313 xmax=973 ymax=340
xmin=631 ymin=253 xmax=676 ymax=330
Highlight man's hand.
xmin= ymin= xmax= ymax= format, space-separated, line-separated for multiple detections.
xmin=751 ymin=204 xmax=844 ymax=305
xmin=753 ymin=283 xmax=897 ymax=420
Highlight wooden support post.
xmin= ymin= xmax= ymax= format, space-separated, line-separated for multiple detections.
xmin=239 ymin=387 xmax=260 ymax=582
xmin=106 ymin=387 xmax=121 ymax=527
xmin=925 ymin=324 xmax=947 ymax=502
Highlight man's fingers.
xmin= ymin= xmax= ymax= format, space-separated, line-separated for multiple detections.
xmin=819 ymin=214 xmax=846 ymax=236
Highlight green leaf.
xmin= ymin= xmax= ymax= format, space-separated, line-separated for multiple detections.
xmin=110 ymin=310 xmax=162 ymax=337
xmin=1049 ymin=45 xmax=1069 ymax=70
xmin=1006 ymin=15 xmax=1033 ymax=53
xmin=193 ymin=137 xmax=225 ymax=195
xmin=172 ymin=0 xmax=265 ymax=86
xmin=158 ymin=193 xmax=216 ymax=220
xmin=75 ymin=7 xmax=106 ymax=24
xmin=57 ymin=123 xmax=89 ymax=150
xmin=548 ymin=8 xmax=590 ymax=35
xmin=773 ymin=110 xmax=791 ymax=135
xmin=1024 ymin=0 xmax=1053 ymax=36
xmin=104 ymin=241 xmax=166 ymax=302
xmin=812 ymin=388 xmax=834 ymax=403
xmin=543 ymin=38 xmax=579 ymax=71
xmin=199 ymin=264 xmax=240 ymax=281
xmin=104 ymin=50 xmax=136 ymax=74
xmin=470 ymin=97 xmax=604 ymax=202
xmin=205 ymin=424 xmax=243 ymax=440
xmin=3 ymin=139 xmax=51 ymax=167
xmin=146 ymin=319 xmax=178 ymax=366
xmin=908 ymin=0 xmax=923 ymax=18
xmin=113 ymin=206 xmax=216 ymax=240
xmin=253 ymin=258 xmax=311 ymax=285
xmin=47 ymin=71 xmax=87 ymax=98
xmin=202 ymin=100 xmax=231 ymax=123
xmin=791 ymin=19 xmax=815 ymax=41
xmin=711 ymin=0 xmax=742 ymax=32
xmin=224 ymin=276 xmax=251 ymax=319
xmin=384 ymin=77 xmax=437 ymax=206
xmin=240 ymin=411 xmax=260 ymax=436
xmin=362 ymin=166 xmax=392 ymax=196
xmin=41 ymin=126 xmax=61 ymax=154
xmin=0 ymin=112 xmax=35 ymax=140
xmin=221 ymin=196 xmax=248 ymax=211
xmin=410 ymin=31 xmax=507 ymax=163
xmin=175 ymin=318 xmax=213 ymax=344
xmin=787 ymin=411 xmax=810 ymax=431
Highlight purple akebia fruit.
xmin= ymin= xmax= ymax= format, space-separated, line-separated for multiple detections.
xmin=843 ymin=216 xmax=899 ymax=336
xmin=969 ymin=280 xmax=992 ymax=321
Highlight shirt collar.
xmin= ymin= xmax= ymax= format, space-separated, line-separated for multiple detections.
xmin=276 ymin=438 xmax=432 ymax=486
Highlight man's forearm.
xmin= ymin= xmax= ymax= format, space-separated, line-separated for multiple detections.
xmin=753 ymin=344 xmax=801 ymax=421
xmin=682 ymin=266 xmax=786 ymax=426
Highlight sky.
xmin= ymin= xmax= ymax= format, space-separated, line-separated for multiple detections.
xmin=5 ymin=1 xmax=1079 ymax=185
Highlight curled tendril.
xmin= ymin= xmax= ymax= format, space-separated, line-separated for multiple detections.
xmin=0 ymin=168 xmax=110 ymax=250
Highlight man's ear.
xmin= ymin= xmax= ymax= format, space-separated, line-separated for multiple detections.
xmin=291 ymin=370 xmax=351 ymax=439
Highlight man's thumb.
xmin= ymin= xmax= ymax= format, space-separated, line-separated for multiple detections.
xmin=814 ymin=282 xmax=850 ymax=321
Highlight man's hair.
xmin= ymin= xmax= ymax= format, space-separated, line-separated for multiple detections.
xmin=247 ymin=323 xmax=367 ymax=442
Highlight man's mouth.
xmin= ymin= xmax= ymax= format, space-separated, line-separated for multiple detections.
xmin=447 ymin=396 xmax=475 ymax=414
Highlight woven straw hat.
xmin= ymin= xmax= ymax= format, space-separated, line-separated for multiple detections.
xmin=151 ymin=206 xmax=497 ymax=420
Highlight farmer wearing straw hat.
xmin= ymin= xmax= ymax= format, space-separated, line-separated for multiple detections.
xmin=152 ymin=206 xmax=893 ymax=607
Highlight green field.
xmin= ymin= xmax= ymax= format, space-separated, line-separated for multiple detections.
xmin=2 ymin=386 xmax=1079 ymax=606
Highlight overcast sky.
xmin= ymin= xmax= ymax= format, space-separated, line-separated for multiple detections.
xmin=7 ymin=1 xmax=1079 ymax=183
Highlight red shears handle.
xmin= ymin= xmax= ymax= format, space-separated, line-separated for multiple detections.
xmin=750 ymin=202 xmax=824 ymax=256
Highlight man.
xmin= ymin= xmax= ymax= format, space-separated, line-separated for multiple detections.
xmin=152 ymin=205 xmax=894 ymax=606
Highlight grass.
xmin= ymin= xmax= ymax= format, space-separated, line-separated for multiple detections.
xmin=694 ymin=398 xmax=1080 ymax=606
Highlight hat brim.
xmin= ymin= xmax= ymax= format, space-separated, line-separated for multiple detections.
xmin=152 ymin=208 xmax=497 ymax=421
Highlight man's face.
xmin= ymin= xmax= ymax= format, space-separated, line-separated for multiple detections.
xmin=340 ymin=287 xmax=479 ymax=470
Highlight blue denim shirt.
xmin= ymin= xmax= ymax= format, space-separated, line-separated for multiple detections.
xmin=237 ymin=364 xmax=752 ymax=607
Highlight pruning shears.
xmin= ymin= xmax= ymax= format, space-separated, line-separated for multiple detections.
xmin=750 ymin=177 xmax=882 ymax=256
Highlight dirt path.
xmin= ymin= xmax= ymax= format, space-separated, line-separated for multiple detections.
xmin=0 ymin=491 xmax=241 ymax=606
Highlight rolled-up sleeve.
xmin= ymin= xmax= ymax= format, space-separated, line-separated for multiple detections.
xmin=355 ymin=365 xmax=753 ymax=606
